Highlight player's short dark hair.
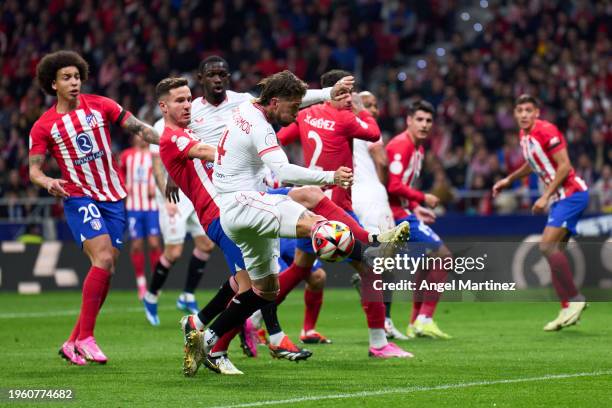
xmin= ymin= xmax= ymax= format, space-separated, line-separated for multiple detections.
xmin=407 ymin=100 xmax=435 ymax=117
xmin=257 ymin=70 xmax=308 ymax=105
xmin=320 ymin=69 xmax=352 ymax=88
xmin=36 ymin=50 xmax=89 ymax=95
xmin=515 ymin=94 xmax=540 ymax=108
xmin=198 ymin=55 xmax=229 ymax=73
xmin=155 ymin=77 xmax=189 ymax=100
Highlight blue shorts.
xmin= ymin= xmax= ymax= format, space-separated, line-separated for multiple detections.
xmin=206 ymin=217 xmax=245 ymax=276
xmin=64 ymin=197 xmax=126 ymax=249
xmin=267 ymin=187 xmax=292 ymax=195
xmin=278 ymin=238 xmax=322 ymax=272
xmin=127 ymin=210 xmax=160 ymax=239
xmin=547 ymin=191 xmax=589 ymax=236
xmin=396 ymin=214 xmax=443 ymax=255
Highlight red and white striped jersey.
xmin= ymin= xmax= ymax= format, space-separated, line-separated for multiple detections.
xmin=520 ymin=119 xmax=588 ymax=201
xmin=119 ymin=147 xmax=157 ymax=211
xmin=29 ymin=94 xmax=129 ymax=202
xmin=385 ymin=131 xmax=426 ymax=220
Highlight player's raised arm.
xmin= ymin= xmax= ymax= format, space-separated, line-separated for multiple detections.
xmin=338 ymin=93 xmax=380 ymax=142
xmin=122 ymin=115 xmax=161 ymax=145
xmin=300 ymin=75 xmax=355 ymax=108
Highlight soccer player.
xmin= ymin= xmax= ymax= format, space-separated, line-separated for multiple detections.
xmin=352 ymin=91 xmax=408 ymax=340
xmin=183 ymin=55 xmax=362 ymax=351
xmin=119 ymin=137 xmax=162 ymax=300
xmin=493 ymin=94 xmax=588 ymax=331
xmin=276 ymin=69 xmax=414 ymax=358
xmin=156 ymin=77 xmax=311 ymax=376
xmin=141 ymin=117 xmax=215 ymax=326
xmin=385 ymin=100 xmax=452 ymax=339
xmin=28 ymin=51 xmax=160 ymax=365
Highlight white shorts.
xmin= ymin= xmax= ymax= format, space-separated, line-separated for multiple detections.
xmin=352 ymin=197 xmax=395 ymax=234
xmin=218 ymin=191 xmax=307 ymax=280
xmin=156 ymin=190 xmax=206 ymax=245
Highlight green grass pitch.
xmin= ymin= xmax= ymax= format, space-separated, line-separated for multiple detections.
xmin=1 ymin=289 xmax=611 ymax=407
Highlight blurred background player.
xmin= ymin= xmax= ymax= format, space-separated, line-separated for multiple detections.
xmin=278 ymin=69 xmax=413 ymax=358
xmin=119 ymin=136 xmax=161 ymax=300
xmin=28 ymin=50 xmax=159 ymax=366
xmin=142 ymin=117 xmax=215 ymax=326
xmin=385 ymin=100 xmax=452 ymax=339
xmin=493 ymin=94 xmax=588 ymax=331
xmin=352 ymin=91 xmax=408 ymax=340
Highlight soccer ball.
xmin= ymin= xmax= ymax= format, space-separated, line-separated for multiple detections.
xmin=312 ymin=220 xmax=355 ymax=262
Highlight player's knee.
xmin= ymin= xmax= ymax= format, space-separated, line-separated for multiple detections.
xmin=195 ymin=237 xmax=215 ymax=253
xmin=539 ymin=242 xmax=558 ymax=257
xmin=307 ymin=268 xmax=326 ymax=290
xmin=147 ymin=236 xmax=161 ymax=250
xmin=289 ymin=186 xmax=324 ymax=209
xmin=130 ymin=239 xmax=144 ymax=253
xmin=93 ymin=249 xmax=115 ymax=271
xmin=164 ymin=245 xmax=182 ymax=263
xmin=251 ymin=275 xmax=280 ymax=301
xmin=296 ymin=212 xmax=325 ymax=238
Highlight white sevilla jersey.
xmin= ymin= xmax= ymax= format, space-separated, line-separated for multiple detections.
xmin=189 ymin=90 xmax=252 ymax=145
xmin=212 ymin=101 xmax=279 ymax=194
xmin=352 ymin=139 xmax=389 ymax=202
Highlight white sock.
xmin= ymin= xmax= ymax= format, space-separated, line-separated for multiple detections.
xmin=144 ymin=291 xmax=158 ymax=303
xmin=369 ymin=329 xmax=388 ymax=348
xmin=203 ymin=329 xmax=218 ymax=348
xmin=250 ymin=309 xmax=263 ymax=329
xmin=269 ymin=331 xmax=285 ymax=346
xmin=193 ymin=314 xmax=205 ymax=330
xmin=416 ymin=314 xmax=432 ymax=324
xmin=182 ymin=292 xmax=196 ymax=303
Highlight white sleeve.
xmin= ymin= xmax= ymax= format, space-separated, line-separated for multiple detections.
xmin=261 ymin=148 xmax=334 ymax=186
xmin=300 ymin=88 xmax=332 ymax=108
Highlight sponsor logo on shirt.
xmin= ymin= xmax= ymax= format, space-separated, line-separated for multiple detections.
xmin=171 ymin=135 xmax=190 ymax=152
xmin=304 ymin=113 xmax=335 ymax=130
xmin=73 ymin=150 xmax=105 ymax=165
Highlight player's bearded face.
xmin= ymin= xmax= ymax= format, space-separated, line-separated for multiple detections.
xmin=53 ymin=66 xmax=81 ymax=101
xmin=514 ymin=103 xmax=539 ymax=131
xmin=274 ymin=97 xmax=302 ymax=126
xmin=408 ymin=111 xmax=433 ymax=140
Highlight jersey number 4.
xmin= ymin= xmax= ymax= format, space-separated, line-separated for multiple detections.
xmin=217 ymin=129 xmax=229 ymax=165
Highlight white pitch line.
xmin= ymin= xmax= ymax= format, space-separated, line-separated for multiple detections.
xmin=0 ymin=305 xmax=177 ymax=319
xmin=208 ymin=370 xmax=612 ymax=408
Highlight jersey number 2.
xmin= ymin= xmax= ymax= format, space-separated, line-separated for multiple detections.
xmin=307 ymin=130 xmax=323 ymax=171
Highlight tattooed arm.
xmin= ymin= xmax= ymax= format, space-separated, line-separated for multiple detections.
xmin=122 ymin=116 xmax=160 ymax=145
xmin=29 ymin=154 xmax=69 ymax=198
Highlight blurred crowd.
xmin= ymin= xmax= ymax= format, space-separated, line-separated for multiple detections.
xmin=0 ymin=0 xmax=610 ymax=219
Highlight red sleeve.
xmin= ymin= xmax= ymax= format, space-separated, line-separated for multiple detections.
xmin=277 ymin=122 xmax=301 ymax=146
xmin=99 ymin=95 xmax=132 ymax=126
xmin=29 ymin=121 xmax=50 ymax=156
xmin=385 ymin=142 xmax=426 ymax=203
xmin=339 ymin=110 xmax=380 ymax=142
xmin=540 ymin=123 xmax=566 ymax=155
xmin=160 ymin=133 xmax=199 ymax=168
xmin=408 ymin=200 xmax=420 ymax=211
